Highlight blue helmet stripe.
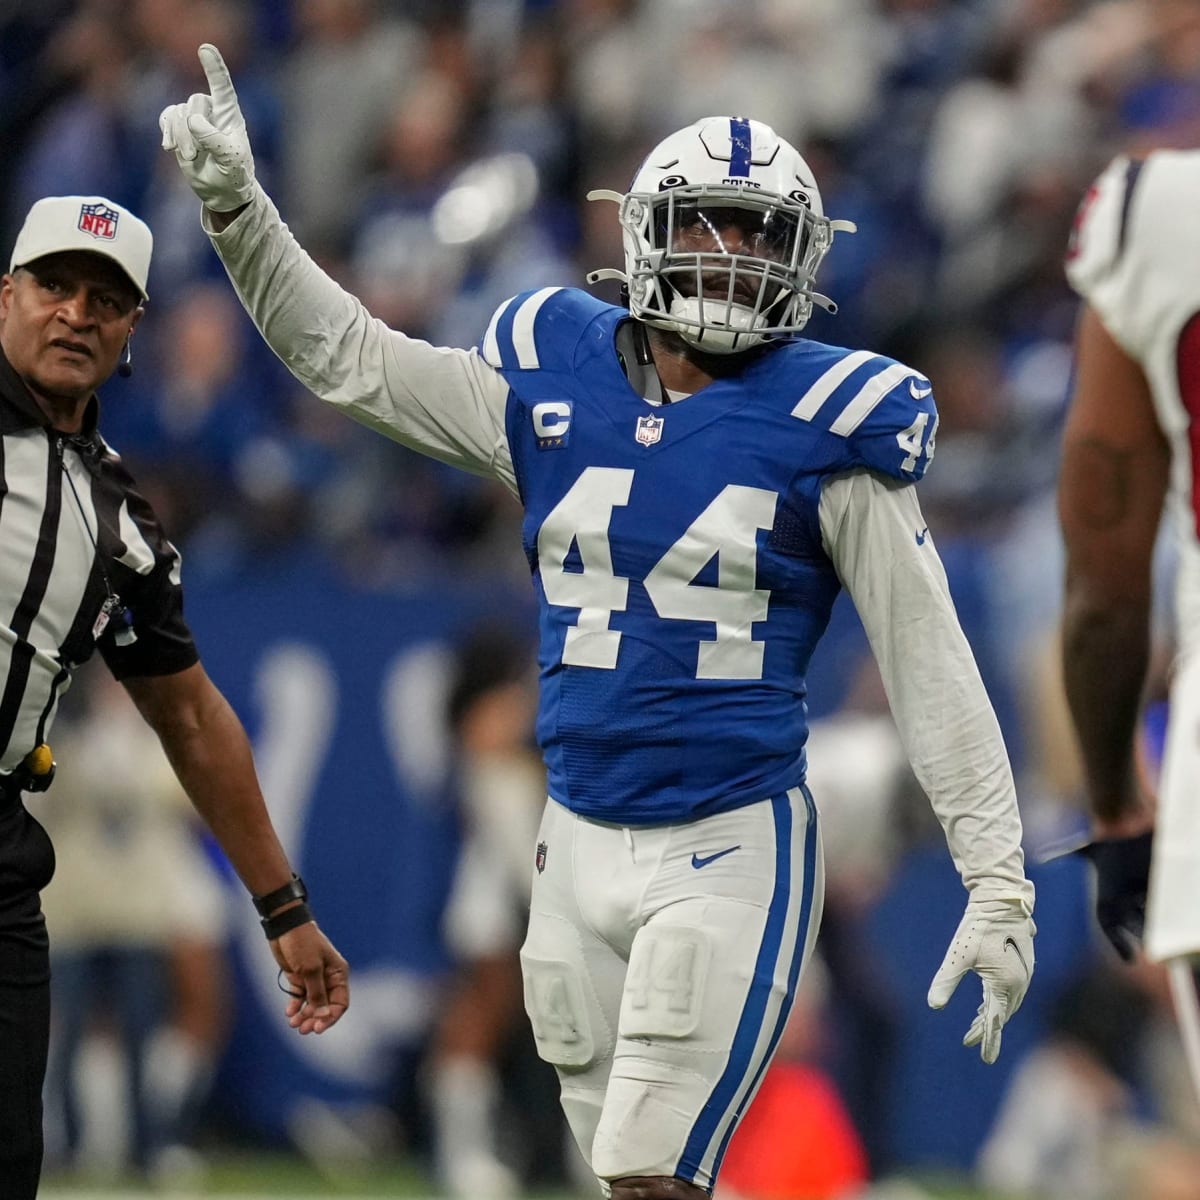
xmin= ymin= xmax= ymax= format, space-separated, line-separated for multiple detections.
xmin=728 ymin=117 xmax=753 ymax=177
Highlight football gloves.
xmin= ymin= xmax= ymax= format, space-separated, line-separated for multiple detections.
xmin=927 ymin=896 xmax=1036 ymax=1065
xmin=159 ymin=43 xmax=256 ymax=213
xmin=1077 ymin=830 xmax=1154 ymax=962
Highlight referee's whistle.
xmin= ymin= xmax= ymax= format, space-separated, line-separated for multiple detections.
xmin=22 ymin=743 xmax=56 ymax=790
xmin=26 ymin=744 xmax=53 ymax=776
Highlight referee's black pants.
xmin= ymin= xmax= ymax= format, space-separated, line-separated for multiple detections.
xmin=0 ymin=784 xmax=56 ymax=1200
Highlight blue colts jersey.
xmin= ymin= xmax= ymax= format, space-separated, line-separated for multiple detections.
xmin=480 ymin=288 xmax=937 ymax=825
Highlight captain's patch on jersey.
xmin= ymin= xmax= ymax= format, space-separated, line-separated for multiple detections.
xmin=533 ymin=400 xmax=572 ymax=449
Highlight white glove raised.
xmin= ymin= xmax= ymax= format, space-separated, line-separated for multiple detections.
xmin=159 ymin=43 xmax=256 ymax=213
xmin=927 ymin=897 xmax=1035 ymax=1065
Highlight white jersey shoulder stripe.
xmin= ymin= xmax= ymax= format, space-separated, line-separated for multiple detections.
xmin=481 ymin=302 xmax=505 ymax=368
xmin=480 ymin=287 xmax=564 ymax=370
xmin=830 ymin=361 xmax=913 ymax=436
xmin=790 ymin=350 xmax=877 ymax=421
xmin=512 ymin=287 xmax=564 ymax=369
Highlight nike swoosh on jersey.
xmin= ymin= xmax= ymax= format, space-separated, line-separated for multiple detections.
xmin=915 ymin=527 xmax=929 ymax=545
xmin=691 ymin=845 xmax=742 ymax=869
xmin=1003 ymin=935 xmax=1030 ymax=976
xmin=909 ymin=378 xmax=933 ymax=399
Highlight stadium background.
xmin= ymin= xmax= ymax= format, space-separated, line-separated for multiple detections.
xmin=5 ymin=0 xmax=1200 ymax=1197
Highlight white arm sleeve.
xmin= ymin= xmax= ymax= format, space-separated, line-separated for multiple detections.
xmin=203 ymin=185 xmax=516 ymax=491
xmin=819 ymin=470 xmax=1034 ymax=911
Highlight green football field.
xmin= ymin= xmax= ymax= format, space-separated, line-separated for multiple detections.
xmin=38 ymin=1152 xmax=998 ymax=1200
xmin=41 ymin=1151 xmax=428 ymax=1198
xmin=40 ymin=1152 xmax=560 ymax=1199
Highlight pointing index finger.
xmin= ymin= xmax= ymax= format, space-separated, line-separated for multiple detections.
xmin=197 ymin=43 xmax=236 ymax=109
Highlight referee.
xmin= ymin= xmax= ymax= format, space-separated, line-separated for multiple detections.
xmin=0 ymin=195 xmax=350 ymax=1197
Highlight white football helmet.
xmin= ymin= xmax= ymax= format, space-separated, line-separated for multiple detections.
xmin=588 ymin=116 xmax=855 ymax=353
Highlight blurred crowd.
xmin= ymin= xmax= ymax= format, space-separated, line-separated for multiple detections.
xmin=2 ymin=0 xmax=1196 ymax=609
xmin=9 ymin=0 xmax=1200 ymax=1196
xmin=7 ymin=0 xmax=1197 ymax=605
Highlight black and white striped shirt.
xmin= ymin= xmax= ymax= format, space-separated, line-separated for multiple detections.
xmin=0 ymin=349 xmax=197 ymax=774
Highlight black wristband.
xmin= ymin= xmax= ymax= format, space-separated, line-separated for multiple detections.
xmin=261 ymin=901 xmax=314 ymax=940
xmin=252 ymin=874 xmax=308 ymax=918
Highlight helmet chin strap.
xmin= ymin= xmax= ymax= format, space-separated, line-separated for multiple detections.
xmin=668 ymin=296 xmax=767 ymax=354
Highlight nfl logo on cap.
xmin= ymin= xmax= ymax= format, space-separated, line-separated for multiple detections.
xmin=78 ymin=201 xmax=120 ymax=241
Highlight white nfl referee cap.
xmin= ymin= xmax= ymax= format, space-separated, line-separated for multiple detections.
xmin=9 ymin=195 xmax=152 ymax=301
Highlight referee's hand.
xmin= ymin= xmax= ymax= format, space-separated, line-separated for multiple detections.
xmin=272 ymin=923 xmax=350 ymax=1035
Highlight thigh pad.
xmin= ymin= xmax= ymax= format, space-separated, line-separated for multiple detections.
xmin=621 ymin=924 xmax=711 ymax=1041
xmin=521 ymin=948 xmax=600 ymax=1070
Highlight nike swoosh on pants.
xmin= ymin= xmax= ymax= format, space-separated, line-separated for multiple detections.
xmin=691 ymin=846 xmax=741 ymax=869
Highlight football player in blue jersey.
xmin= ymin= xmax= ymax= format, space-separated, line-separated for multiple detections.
xmin=162 ymin=45 xmax=1037 ymax=1200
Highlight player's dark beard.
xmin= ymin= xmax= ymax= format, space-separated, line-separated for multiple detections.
xmin=646 ymin=323 xmax=771 ymax=376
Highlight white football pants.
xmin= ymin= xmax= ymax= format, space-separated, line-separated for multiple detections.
xmin=520 ymin=786 xmax=824 ymax=1189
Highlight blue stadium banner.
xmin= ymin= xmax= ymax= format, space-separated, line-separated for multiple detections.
xmin=185 ymin=551 xmax=530 ymax=1139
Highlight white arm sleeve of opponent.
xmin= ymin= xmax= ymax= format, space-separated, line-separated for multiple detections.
xmin=204 ymin=185 xmax=516 ymax=491
xmin=818 ymin=471 xmax=1034 ymax=912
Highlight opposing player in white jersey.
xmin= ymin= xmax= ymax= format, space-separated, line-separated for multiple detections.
xmin=1062 ymin=151 xmax=1200 ymax=1093
xmin=161 ymin=46 xmax=1036 ymax=1199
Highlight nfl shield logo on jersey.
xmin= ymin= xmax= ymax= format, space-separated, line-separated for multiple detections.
xmin=535 ymin=840 xmax=548 ymax=874
xmin=635 ymin=414 xmax=664 ymax=446
xmin=78 ymin=201 xmax=119 ymax=240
